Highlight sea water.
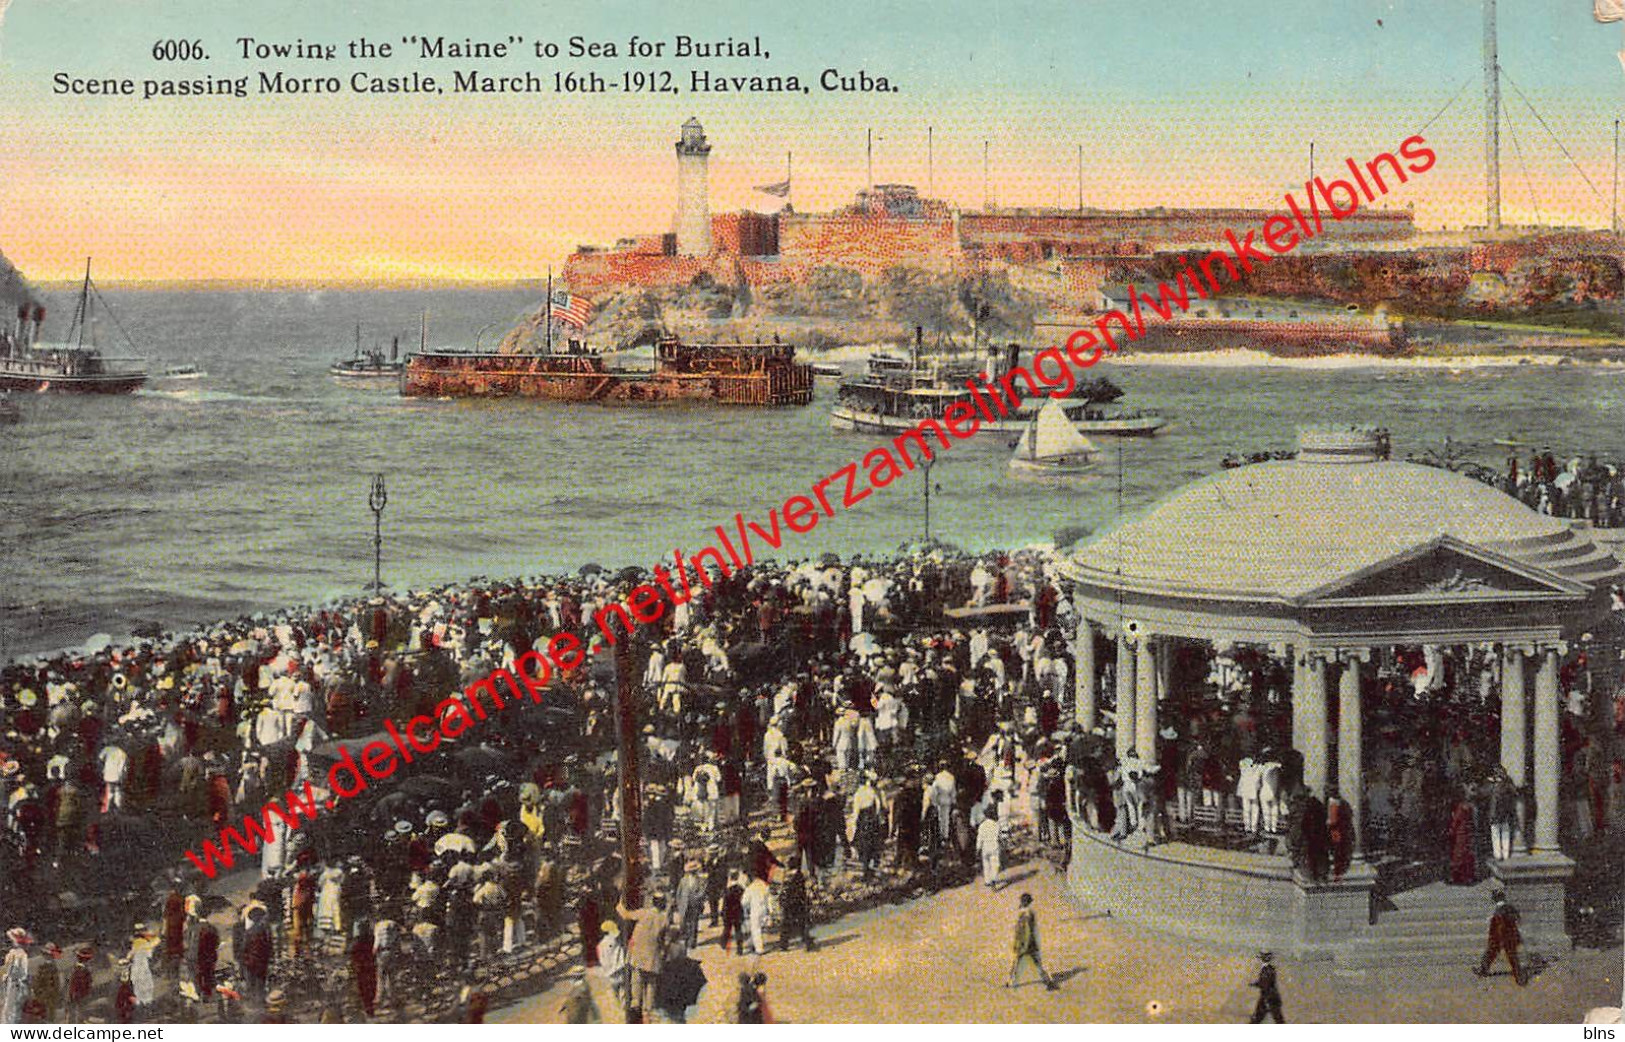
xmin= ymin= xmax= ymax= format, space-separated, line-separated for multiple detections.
xmin=2 ymin=287 xmax=1622 ymax=657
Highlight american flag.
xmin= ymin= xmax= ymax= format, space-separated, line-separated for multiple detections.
xmin=546 ymin=289 xmax=593 ymax=329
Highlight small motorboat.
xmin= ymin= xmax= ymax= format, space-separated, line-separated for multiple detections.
xmin=332 ymin=320 xmax=407 ymax=381
xmin=160 ymin=364 xmax=205 ymax=379
xmin=810 ymin=362 xmax=842 ymax=378
xmin=1011 ymin=398 xmax=1096 ymax=476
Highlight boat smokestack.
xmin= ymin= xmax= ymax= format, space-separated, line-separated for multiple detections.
xmin=30 ymin=305 xmax=44 ymax=344
xmin=14 ymin=303 xmax=26 ymax=342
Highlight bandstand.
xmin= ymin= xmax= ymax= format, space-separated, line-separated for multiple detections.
xmin=1060 ymin=428 xmax=1624 ymax=964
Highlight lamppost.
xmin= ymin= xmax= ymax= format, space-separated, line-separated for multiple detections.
xmin=921 ymin=455 xmax=937 ymax=544
xmin=367 ymin=473 xmax=387 ymax=591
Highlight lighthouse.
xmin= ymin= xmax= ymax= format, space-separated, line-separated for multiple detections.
xmin=674 ymin=116 xmax=713 ymax=256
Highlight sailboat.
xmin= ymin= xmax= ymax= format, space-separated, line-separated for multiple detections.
xmin=1010 ymin=397 xmax=1097 ymax=476
xmin=0 ymin=260 xmax=147 ymax=394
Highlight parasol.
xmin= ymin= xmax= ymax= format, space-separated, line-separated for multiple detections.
xmin=657 ymin=951 xmax=708 ymax=1017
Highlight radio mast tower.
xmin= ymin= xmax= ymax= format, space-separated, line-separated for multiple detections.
xmin=1484 ymin=0 xmax=1502 ymax=232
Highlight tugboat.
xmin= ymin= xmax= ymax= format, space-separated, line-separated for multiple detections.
xmin=331 ymin=319 xmax=410 ymax=381
xmin=0 ymin=261 xmax=147 ymax=394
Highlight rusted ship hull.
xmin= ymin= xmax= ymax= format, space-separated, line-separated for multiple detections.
xmin=404 ymin=368 xmax=813 ymax=404
xmin=0 ymin=370 xmax=147 ymax=394
xmin=402 ymin=342 xmax=814 ymax=405
xmin=1126 ymin=319 xmax=1409 ymax=357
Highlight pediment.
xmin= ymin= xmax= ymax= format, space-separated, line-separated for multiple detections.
xmin=1299 ymin=536 xmax=1587 ymax=606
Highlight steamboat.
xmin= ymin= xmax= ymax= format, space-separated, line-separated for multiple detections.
xmin=830 ymin=331 xmax=1163 ymax=436
xmin=0 ymin=261 xmax=147 ymax=394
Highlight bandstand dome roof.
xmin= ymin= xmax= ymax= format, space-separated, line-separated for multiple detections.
xmin=1067 ymin=428 xmax=1625 ymax=605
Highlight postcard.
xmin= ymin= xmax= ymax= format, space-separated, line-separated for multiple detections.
xmin=0 ymin=0 xmax=1622 ymax=1028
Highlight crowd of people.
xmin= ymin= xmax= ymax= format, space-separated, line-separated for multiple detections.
xmin=1224 ymin=441 xmax=1625 ymax=529
xmin=2 ymin=526 xmax=1620 ymax=1022
xmin=1496 ymin=448 xmax=1625 ymax=528
xmin=0 ymin=546 xmax=1082 ymax=1023
xmin=1066 ymin=631 xmax=1622 ymax=890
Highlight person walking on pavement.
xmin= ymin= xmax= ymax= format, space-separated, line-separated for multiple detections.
xmin=719 ymin=872 xmax=746 ymax=955
xmin=1006 ymin=893 xmax=1057 ymax=990
xmin=1248 ymin=951 xmax=1285 ymax=1023
xmin=977 ymin=806 xmax=1003 ymax=890
xmin=1475 ymin=890 xmax=1527 ymax=985
xmin=778 ymin=866 xmax=817 ymax=952
xmin=617 ymin=892 xmax=671 ymax=1023
xmin=741 ymin=876 xmax=772 ymax=957
xmin=673 ymin=861 xmax=707 ymax=952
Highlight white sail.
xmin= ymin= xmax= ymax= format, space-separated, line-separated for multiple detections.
xmin=1023 ymin=398 xmax=1095 ymax=461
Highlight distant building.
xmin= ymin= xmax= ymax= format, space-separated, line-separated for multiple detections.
xmin=674 ymin=117 xmax=713 ymax=257
xmin=567 ymin=123 xmax=1428 ymax=298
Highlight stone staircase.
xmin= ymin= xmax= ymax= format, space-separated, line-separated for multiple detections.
xmin=1336 ymin=879 xmax=1494 ymax=971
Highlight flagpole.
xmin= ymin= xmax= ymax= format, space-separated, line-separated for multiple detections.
xmin=866 ymin=129 xmax=873 ymax=191
xmin=787 ymin=150 xmax=793 ymax=209
xmin=545 ymin=267 xmax=553 ymax=354
xmin=928 ymin=125 xmax=934 ymax=198
xmin=1077 ymin=143 xmax=1083 ymax=213
xmin=983 ymin=139 xmax=990 ymax=210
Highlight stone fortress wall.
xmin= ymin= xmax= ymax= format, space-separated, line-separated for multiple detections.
xmin=561 ymin=120 xmax=1620 ymax=317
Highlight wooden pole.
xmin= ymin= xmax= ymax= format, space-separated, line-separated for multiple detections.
xmin=614 ymin=638 xmax=646 ymax=911
xmin=545 ymin=269 xmax=554 ymax=354
xmin=1077 ymin=144 xmax=1083 ymax=213
xmin=983 ymin=140 xmax=990 ymax=210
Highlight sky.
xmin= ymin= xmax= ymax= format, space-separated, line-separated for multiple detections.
xmin=1 ymin=0 xmax=1624 ymax=284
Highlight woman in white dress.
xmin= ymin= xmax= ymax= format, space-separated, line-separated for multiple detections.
xmin=317 ymin=864 xmax=347 ymax=935
xmin=0 ymin=928 xmax=31 ymax=1024
xmin=128 ymin=927 xmax=158 ymax=1009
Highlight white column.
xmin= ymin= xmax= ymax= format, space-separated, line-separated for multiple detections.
xmin=1501 ymin=647 xmax=1528 ymax=785
xmin=1501 ymin=645 xmax=1529 ymax=855
xmin=1135 ymin=636 xmax=1157 ymax=762
xmin=1290 ymin=650 xmax=1307 ymax=756
xmin=1301 ymin=652 xmax=1329 ymax=797
xmin=1337 ymin=653 xmax=1365 ymax=858
xmin=1156 ymin=637 xmax=1173 ymax=704
xmin=1115 ymin=633 xmax=1137 ymax=763
xmin=1075 ymin=620 xmax=1097 ymax=731
xmin=1533 ymin=645 xmax=1562 ymax=853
